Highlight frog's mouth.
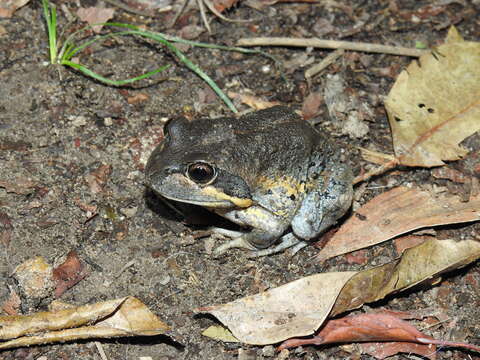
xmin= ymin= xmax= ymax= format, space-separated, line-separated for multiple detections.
xmin=149 ymin=173 xmax=253 ymax=209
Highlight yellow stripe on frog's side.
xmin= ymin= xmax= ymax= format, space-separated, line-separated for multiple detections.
xmin=257 ymin=175 xmax=306 ymax=198
xmin=202 ymin=186 xmax=253 ymax=208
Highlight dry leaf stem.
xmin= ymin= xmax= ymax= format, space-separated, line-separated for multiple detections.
xmin=353 ymin=158 xmax=399 ymax=185
xmin=237 ymin=38 xmax=426 ymax=57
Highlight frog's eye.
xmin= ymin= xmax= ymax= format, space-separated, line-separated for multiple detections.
xmin=186 ymin=162 xmax=217 ymax=185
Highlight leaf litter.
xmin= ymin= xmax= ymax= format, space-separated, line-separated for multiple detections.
xmin=385 ymin=27 xmax=480 ymax=167
xmin=198 ymin=27 xmax=480 ymax=355
xmin=315 ymin=186 xmax=480 ymax=262
xmin=0 ymin=297 xmax=169 ymax=350
xmin=199 ymin=238 xmax=480 ymax=345
xmin=279 ymin=312 xmax=480 ymax=357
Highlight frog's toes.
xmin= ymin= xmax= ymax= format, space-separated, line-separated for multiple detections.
xmin=247 ymin=233 xmax=306 ymax=258
xmin=210 ymin=227 xmax=244 ymax=238
xmin=212 ymin=237 xmax=257 ymax=258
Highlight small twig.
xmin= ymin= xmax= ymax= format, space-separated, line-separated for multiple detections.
xmin=102 ymin=0 xmax=154 ymax=16
xmin=196 ymin=0 xmax=211 ymax=33
xmin=202 ymin=0 xmax=253 ymax=23
xmin=170 ymin=0 xmax=190 ymax=27
xmin=237 ymin=37 xmax=426 ymax=57
xmin=95 ymin=341 xmax=108 ymax=360
xmin=353 ymin=158 xmax=399 ymax=185
xmin=305 ymin=48 xmax=344 ymax=81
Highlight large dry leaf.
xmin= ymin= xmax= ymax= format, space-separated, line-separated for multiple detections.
xmin=199 ymin=238 xmax=480 ymax=345
xmin=330 ymin=238 xmax=480 ymax=316
xmin=197 ymin=272 xmax=356 ymax=345
xmin=279 ymin=312 xmax=480 ymax=356
xmin=385 ymin=27 xmax=480 ymax=167
xmin=278 ymin=313 xmax=436 ymax=351
xmin=316 ymin=186 xmax=480 ymax=262
xmin=0 ymin=297 xmax=169 ymax=349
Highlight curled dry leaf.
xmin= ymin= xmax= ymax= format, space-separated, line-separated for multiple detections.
xmin=280 ymin=312 xmax=480 ymax=356
xmin=0 ymin=297 xmax=169 ymax=350
xmin=199 ymin=238 xmax=480 ymax=345
xmin=385 ymin=27 xmax=480 ymax=167
xmin=316 ymin=186 xmax=480 ymax=262
xmin=278 ymin=313 xmax=435 ymax=350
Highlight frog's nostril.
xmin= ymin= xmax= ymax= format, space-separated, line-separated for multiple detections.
xmin=164 ymin=165 xmax=180 ymax=175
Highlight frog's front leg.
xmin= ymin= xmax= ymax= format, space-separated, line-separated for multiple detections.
xmin=291 ymin=161 xmax=353 ymax=240
xmin=212 ymin=205 xmax=288 ymax=257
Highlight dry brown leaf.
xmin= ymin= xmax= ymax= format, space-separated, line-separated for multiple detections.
xmin=85 ymin=164 xmax=112 ymax=194
xmin=278 ymin=313 xmax=436 ymax=350
xmin=431 ymin=167 xmax=469 ymax=183
xmin=393 ymin=235 xmax=428 ymax=254
xmin=199 ymin=238 xmax=480 ymax=345
xmin=301 ymin=92 xmax=323 ymax=120
xmin=197 ymin=272 xmax=356 ymax=345
xmin=0 ymin=297 xmax=169 ymax=349
xmin=360 ymin=341 xmax=436 ymax=360
xmin=279 ymin=312 xmax=480 ymax=355
xmin=76 ymin=7 xmax=115 ymax=33
xmin=385 ymin=27 xmax=480 ymax=167
xmin=227 ymin=92 xmax=281 ymax=110
xmin=0 ymin=177 xmax=36 ymax=195
xmin=358 ymin=147 xmax=395 ymax=165
xmin=0 ymin=0 xmax=30 ymax=18
xmin=52 ymin=251 xmax=89 ymax=298
xmin=1 ymin=291 xmax=21 ymax=316
xmin=0 ymin=211 xmax=13 ymax=246
xmin=316 ymin=186 xmax=480 ymax=262
xmin=330 ymin=238 xmax=480 ymax=316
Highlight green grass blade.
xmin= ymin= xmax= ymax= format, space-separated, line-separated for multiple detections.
xmin=127 ymin=29 xmax=238 ymax=113
xmin=62 ymin=23 xmax=238 ymax=112
xmin=42 ymin=0 xmax=57 ymax=63
xmin=62 ymin=60 xmax=171 ymax=86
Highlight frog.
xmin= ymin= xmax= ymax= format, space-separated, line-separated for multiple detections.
xmin=145 ymin=106 xmax=353 ymax=257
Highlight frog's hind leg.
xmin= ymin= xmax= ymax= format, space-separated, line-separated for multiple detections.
xmin=212 ymin=228 xmax=283 ymax=257
xmin=291 ymin=163 xmax=353 ymax=241
xmin=247 ymin=233 xmax=308 ymax=258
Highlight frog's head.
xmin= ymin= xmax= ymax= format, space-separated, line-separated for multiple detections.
xmin=145 ymin=116 xmax=253 ymax=209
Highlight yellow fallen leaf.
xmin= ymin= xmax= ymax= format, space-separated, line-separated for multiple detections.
xmin=316 ymin=186 xmax=480 ymax=262
xmin=385 ymin=26 xmax=480 ymax=167
xmin=0 ymin=297 xmax=169 ymax=350
xmin=202 ymin=325 xmax=239 ymax=342
xmin=331 ymin=238 xmax=480 ymax=316
xmin=199 ymin=238 xmax=480 ymax=345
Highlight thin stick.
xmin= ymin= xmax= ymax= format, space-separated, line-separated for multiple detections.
xmin=305 ymin=48 xmax=344 ymax=80
xmin=102 ymin=0 xmax=153 ymax=16
xmin=197 ymin=0 xmax=211 ymax=33
xmin=95 ymin=341 xmax=109 ymax=360
xmin=237 ymin=37 xmax=426 ymax=57
xmin=353 ymin=158 xmax=399 ymax=185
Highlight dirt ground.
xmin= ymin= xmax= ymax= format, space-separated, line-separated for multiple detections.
xmin=0 ymin=0 xmax=479 ymax=359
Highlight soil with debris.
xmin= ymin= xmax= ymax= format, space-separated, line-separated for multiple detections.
xmin=0 ymin=0 xmax=479 ymax=359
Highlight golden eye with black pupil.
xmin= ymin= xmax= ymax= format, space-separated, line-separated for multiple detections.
xmin=186 ymin=162 xmax=217 ymax=184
